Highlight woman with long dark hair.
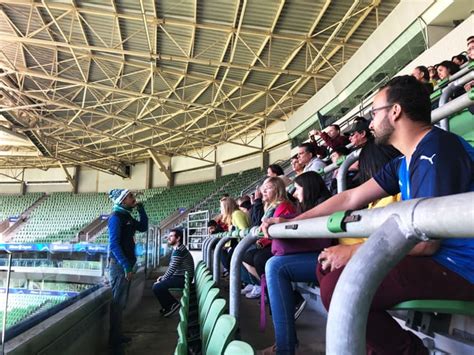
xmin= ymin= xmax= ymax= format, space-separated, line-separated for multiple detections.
xmin=262 ymin=171 xmax=332 ymax=354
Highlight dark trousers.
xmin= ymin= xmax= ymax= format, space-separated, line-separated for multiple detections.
xmin=242 ymin=246 xmax=273 ymax=277
xmin=108 ymin=261 xmax=130 ymax=348
xmin=152 ymin=275 xmax=185 ymax=309
xmin=317 ymin=256 xmax=474 ymax=355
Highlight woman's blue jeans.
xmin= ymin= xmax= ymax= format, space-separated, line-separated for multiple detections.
xmin=265 ymin=252 xmax=319 ymax=355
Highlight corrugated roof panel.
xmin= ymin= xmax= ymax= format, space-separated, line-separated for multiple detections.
xmin=257 ymin=38 xmax=303 ymax=70
xmin=157 ymin=24 xmax=193 ymax=57
xmin=244 ymin=70 xmax=278 ymax=87
xmin=79 ymin=13 xmax=122 ymax=48
xmin=156 ymin=0 xmax=195 ymax=20
xmin=118 ymin=17 xmax=150 ymax=53
xmin=274 ymin=0 xmax=327 ymax=34
xmin=197 ymin=0 xmax=239 ymax=25
xmin=230 ymin=33 xmax=268 ymax=66
xmin=224 ymin=68 xmax=248 ymax=82
xmin=187 ymin=62 xmax=219 ymax=77
xmin=313 ymin=1 xmax=354 ymax=36
xmin=241 ymin=0 xmax=282 ymax=29
xmin=114 ymin=0 xmax=155 ymax=15
xmin=193 ymin=28 xmax=231 ymax=62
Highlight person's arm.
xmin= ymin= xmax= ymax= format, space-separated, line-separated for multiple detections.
xmin=319 ymin=131 xmax=332 ymax=147
xmin=161 ymin=248 xmax=183 ymax=280
xmin=408 ymin=240 xmax=441 ymax=256
xmin=318 ymin=243 xmax=363 ymax=271
xmin=134 ymin=203 xmax=148 ymax=232
xmin=108 ymin=215 xmax=132 ymax=273
xmin=261 ymin=179 xmax=388 ymax=237
xmin=296 ymin=178 xmax=387 ymax=221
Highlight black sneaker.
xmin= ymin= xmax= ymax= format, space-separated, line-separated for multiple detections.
xmin=159 ymin=308 xmax=166 ymax=314
xmin=163 ymin=302 xmax=180 ymax=317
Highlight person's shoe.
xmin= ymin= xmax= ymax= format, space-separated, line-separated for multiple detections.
xmin=163 ymin=302 xmax=180 ymax=317
xmin=159 ymin=308 xmax=166 ymax=314
xmin=222 ymin=270 xmax=229 ymax=278
xmin=257 ymin=344 xmax=276 ymax=355
xmin=245 ymin=285 xmax=261 ymax=299
xmin=294 ymin=298 xmax=307 ymax=320
xmin=240 ymin=284 xmax=254 ymax=295
xmin=120 ymin=336 xmax=132 ymax=344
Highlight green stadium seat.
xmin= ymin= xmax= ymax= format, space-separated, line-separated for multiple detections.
xmin=224 ymin=340 xmax=255 ymax=355
xmin=392 ymin=300 xmax=474 ymax=316
xmin=206 ymin=315 xmax=237 ymax=355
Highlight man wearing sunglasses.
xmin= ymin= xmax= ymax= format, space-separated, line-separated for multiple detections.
xmin=343 ymin=117 xmax=372 ymax=149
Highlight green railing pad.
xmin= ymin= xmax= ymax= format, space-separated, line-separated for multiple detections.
xmin=392 ymin=300 xmax=474 ymax=316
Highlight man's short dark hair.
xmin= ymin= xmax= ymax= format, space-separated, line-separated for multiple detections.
xmin=467 ymin=35 xmax=474 ymax=44
xmin=298 ymin=142 xmax=316 ymax=157
xmin=291 ymin=154 xmax=298 ymax=160
xmin=329 ymin=124 xmax=340 ymax=132
xmin=170 ymin=228 xmax=183 ymax=243
xmin=380 ymin=75 xmax=431 ymax=124
xmin=415 ymin=65 xmax=430 ymax=81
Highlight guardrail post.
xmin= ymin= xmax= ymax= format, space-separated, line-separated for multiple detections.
xmin=206 ymin=237 xmax=220 ymax=272
xmin=336 ymin=149 xmax=361 ymax=193
xmin=326 ymin=215 xmax=420 ymax=355
xmin=202 ymin=236 xmax=211 ymax=264
xmin=213 ymin=236 xmax=234 ymax=285
xmin=229 ymin=235 xmax=259 ymax=324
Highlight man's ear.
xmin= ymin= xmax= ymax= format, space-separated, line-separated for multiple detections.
xmin=391 ymin=103 xmax=402 ymax=122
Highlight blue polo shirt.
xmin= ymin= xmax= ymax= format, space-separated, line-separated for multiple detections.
xmin=374 ymin=127 xmax=474 ymax=283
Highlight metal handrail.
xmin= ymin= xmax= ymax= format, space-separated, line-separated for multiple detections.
xmin=212 ymin=236 xmax=235 ymax=286
xmin=266 ymin=192 xmax=474 ymax=355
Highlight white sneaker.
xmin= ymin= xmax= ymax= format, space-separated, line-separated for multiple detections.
xmin=245 ymin=285 xmax=261 ymax=299
xmin=240 ymin=284 xmax=254 ymax=295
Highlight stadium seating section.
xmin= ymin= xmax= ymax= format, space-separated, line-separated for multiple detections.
xmin=0 ymin=168 xmax=264 ymax=245
xmin=0 ymin=193 xmax=43 ymax=221
xmin=0 ymin=294 xmax=68 ymax=332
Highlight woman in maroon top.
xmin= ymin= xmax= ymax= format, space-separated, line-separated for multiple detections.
xmin=262 ymin=172 xmax=332 ymax=354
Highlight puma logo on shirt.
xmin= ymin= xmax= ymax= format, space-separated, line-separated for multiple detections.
xmin=419 ymin=154 xmax=436 ymax=165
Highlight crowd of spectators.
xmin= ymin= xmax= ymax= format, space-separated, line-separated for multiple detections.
xmin=200 ymin=36 xmax=473 ymax=355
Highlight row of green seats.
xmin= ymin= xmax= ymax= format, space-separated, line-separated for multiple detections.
xmin=175 ymin=262 xmax=254 ymax=355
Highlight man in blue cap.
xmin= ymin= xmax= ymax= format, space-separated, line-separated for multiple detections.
xmin=107 ymin=189 xmax=148 ymax=353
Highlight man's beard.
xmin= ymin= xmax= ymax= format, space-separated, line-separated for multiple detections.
xmin=374 ymin=114 xmax=394 ymax=145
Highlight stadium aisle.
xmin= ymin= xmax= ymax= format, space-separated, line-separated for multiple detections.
xmin=99 ymin=270 xmax=178 ymax=354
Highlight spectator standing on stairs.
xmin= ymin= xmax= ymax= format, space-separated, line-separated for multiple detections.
xmin=107 ymin=189 xmax=148 ymax=354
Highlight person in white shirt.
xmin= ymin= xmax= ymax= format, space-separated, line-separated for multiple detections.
xmin=297 ymin=143 xmax=326 ymax=173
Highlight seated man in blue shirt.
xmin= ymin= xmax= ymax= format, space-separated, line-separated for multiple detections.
xmin=264 ymin=75 xmax=474 ymax=355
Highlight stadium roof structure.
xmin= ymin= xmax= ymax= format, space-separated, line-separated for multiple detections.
xmin=0 ymin=0 xmax=398 ymax=177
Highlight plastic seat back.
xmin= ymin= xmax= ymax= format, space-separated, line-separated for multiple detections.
xmin=201 ymin=299 xmax=226 ymax=351
xmin=198 ymin=280 xmax=215 ymax=307
xmin=174 ymin=342 xmax=186 ymax=355
xmin=224 ymin=340 xmax=255 ymax=355
xmin=206 ymin=315 xmax=237 ymax=355
xmin=199 ymin=288 xmax=219 ymax=324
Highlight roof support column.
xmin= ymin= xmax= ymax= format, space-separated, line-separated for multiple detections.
xmin=148 ymin=149 xmax=174 ymax=188
xmin=145 ymin=158 xmax=153 ymax=189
